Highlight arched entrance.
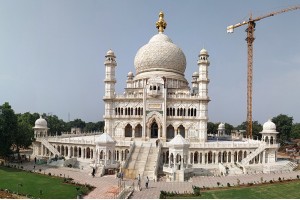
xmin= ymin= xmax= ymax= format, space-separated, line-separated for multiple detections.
xmin=151 ymin=121 xmax=158 ymax=138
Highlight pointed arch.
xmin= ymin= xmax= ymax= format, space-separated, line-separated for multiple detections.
xmin=125 ymin=124 xmax=133 ymax=137
xmin=167 ymin=125 xmax=175 ymax=140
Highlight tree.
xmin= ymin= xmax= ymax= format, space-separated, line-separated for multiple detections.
xmin=225 ymin=123 xmax=234 ymax=135
xmin=0 ymin=102 xmax=18 ymax=157
xmin=236 ymin=121 xmax=262 ymax=139
xmin=68 ymin=119 xmax=86 ymax=130
xmin=45 ymin=115 xmax=66 ymax=135
xmin=272 ymin=114 xmax=293 ymax=143
xmin=291 ymin=123 xmax=300 ymax=139
xmin=207 ymin=122 xmax=218 ymax=134
xmin=14 ymin=113 xmax=34 ymax=158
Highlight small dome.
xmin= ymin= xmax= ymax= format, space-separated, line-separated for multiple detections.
xmin=168 ymin=134 xmax=190 ymax=146
xmin=95 ymin=133 xmax=115 ymax=145
xmin=261 ymin=119 xmax=278 ymax=134
xmin=34 ymin=116 xmax=47 ymax=129
xmin=106 ymin=49 xmax=115 ymax=57
xmin=127 ymin=71 xmax=134 ymax=77
xmin=192 ymin=71 xmax=199 ymax=77
xmin=200 ymin=48 xmax=208 ymax=55
xmin=218 ymin=123 xmax=225 ymax=130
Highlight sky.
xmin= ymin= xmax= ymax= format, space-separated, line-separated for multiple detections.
xmin=1 ymin=0 xmax=300 ymax=126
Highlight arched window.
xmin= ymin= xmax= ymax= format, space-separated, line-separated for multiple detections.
xmin=173 ymin=108 xmax=175 ymax=116
xmin=125 ymin=108 xmax=127 ymax=115
xmin=194 ymin=108 xmax=197 ymax=116
xmin=121 ymin=108 xmax=123 ymax=115
xmin=131 ymin=108 xmax=133 ymax=115
xmin=150 ymin=86 xmax=152 ymax=90
xmin=180 ymin=108 xmax=183 ymax=116
xmin=194 ymin=151 xmax=199 ymax=164
xmin=188 ymin=108 xmax=190 ymax=116
xmin=177 ymin=108 xmax=180 ymax=116
xmin=100 ymin=150 xmax=103 ymax=159
xmin=125 ymin=124 xmax=133 ymax=137
xmin=178 ymin=125 xmax=185 ymax=138
xmin=135 ymin=108 xmax=137 ymax=115
xmin=158 ymin=86 xmax=160 ymax=90
xmin=166 ymin=108 xmax=169 ymax=116
xmin=153 ymin=85 xmax=156 ymax=90
xmin=135 ymin=124 xmax=142 ymax=137
xmin=183 ymin=108 xmax=186 ymax=116
xmin=115 ymin=108 xmax=117 ymax=115
xmin=167 ymin=125 xmax=175 ymax=140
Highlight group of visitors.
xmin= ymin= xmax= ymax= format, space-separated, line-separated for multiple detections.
xmin=137 ymin=174 xmax=149 ymax=191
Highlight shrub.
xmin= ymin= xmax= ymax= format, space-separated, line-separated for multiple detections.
xmin=159 ymin=191 xmax=166 ymax=199
xmin=270 ymin=180 xmax=273 ymax=183
xmin=217 ymin=182 xmax=220 ymax=187
xmin=48 ymin=173 xmax=51 ymax=176
xmin=39 ymin=169 xmax=41 ymax=172
xmin=278 ymin=177 xmax=282 ymax=182
xmin=192 ymin=185 xmax=201 ymax=196
xmin=227 ymin=183 xmax=231 ymax=187
xmin=297 ymin=175 xmax=299 ymax=179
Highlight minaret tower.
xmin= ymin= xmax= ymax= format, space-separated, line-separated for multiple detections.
xmin=197 ymin=48 xmax=210 ymax=142
xmin=103 ymin=49 xmax=117 ymax=135
xmin=104 ymin=49 xmax=117 ymax=98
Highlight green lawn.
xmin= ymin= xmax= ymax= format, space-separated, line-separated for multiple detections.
xmin=165 ymin=180 xmax=300 ymax=199
xmin=0 ymin=166 xmax=90 ymax=199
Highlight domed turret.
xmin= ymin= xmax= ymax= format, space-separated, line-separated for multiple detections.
xmin=261 ymin=119 xmax=278 ymax=133
xmin=95 ymin=133 xmax=115 ymax=145
xmin=33 ymin=115 xmax=49 ymax=138
xmin=106 ymin=49 xmax=115 ymax=57
xmin=200 ymin=48 xmax=208 ymax=55
xmin=34 ymin=116 xmax=48 ymax=129
xmin=218 ymin=123 xmax=225 ymax=130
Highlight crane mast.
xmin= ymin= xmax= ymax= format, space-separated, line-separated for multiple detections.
xmin=227 ymin=5 xmax=300 ymax=139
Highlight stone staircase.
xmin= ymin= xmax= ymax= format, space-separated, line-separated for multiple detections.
xmin=40 ymin=138 xmax=60 ymax=156
xmin=123 ymin=141 xmax=160 ymax=180
xmin=142 ymin=144 xmax=159 ymax=180
xmin=240 ymin=142 xmax=266 ymax=165
xmin=226 ymin=163 xmax=244 ymax=176
xmin=134 ymin=143 xmax=151 ymax=178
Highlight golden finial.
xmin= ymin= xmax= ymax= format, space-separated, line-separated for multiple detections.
xmin=156 ymin=11 xmax=167 ymax=33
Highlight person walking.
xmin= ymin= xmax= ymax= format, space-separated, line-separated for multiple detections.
xmin=92 ymin=167 xmax=95 ymax=178
xmin=137 ymin=174 xmax=141 ymax=191
xmin=145 ymin=176 xmax=149 ymax=189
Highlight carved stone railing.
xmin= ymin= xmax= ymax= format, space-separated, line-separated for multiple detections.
xmin=122 ymin=142 xmax=135 ymax=169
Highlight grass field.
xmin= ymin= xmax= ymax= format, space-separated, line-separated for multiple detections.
xmin=165 ymin=180 xmax=300 ymax=199
xmin=0 ymin=166 xmax=90 ymax=199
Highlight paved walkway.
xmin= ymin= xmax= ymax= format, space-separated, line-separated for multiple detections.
xmin=130 ymin=171 xmax=300 ymax=199
xmin=17 ymin=162 xmax=300 ymax=199
xmin=20 ymin=162 xmax=123 ymax=199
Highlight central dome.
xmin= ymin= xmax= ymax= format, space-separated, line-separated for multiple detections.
xmin=134 ymin=33 xmax=186 ymax=75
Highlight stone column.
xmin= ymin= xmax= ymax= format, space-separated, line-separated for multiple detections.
xmin=158 ymin=127 xmax=161 ymax=139
xmin=231 ymin=152 xmax=234 ymax=163
xmin=132 ymin=128 xmax=135 ymax=139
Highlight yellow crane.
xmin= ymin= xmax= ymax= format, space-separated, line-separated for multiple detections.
xmin=227 ymin=5 xmax=300 ymax=138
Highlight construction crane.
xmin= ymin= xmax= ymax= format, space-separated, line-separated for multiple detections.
xmin=227 ymin=5 xmax=300 ymax=138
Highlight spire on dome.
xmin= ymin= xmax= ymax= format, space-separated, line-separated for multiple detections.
xmin=156 ymin=11 xmax=167 ymax=33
